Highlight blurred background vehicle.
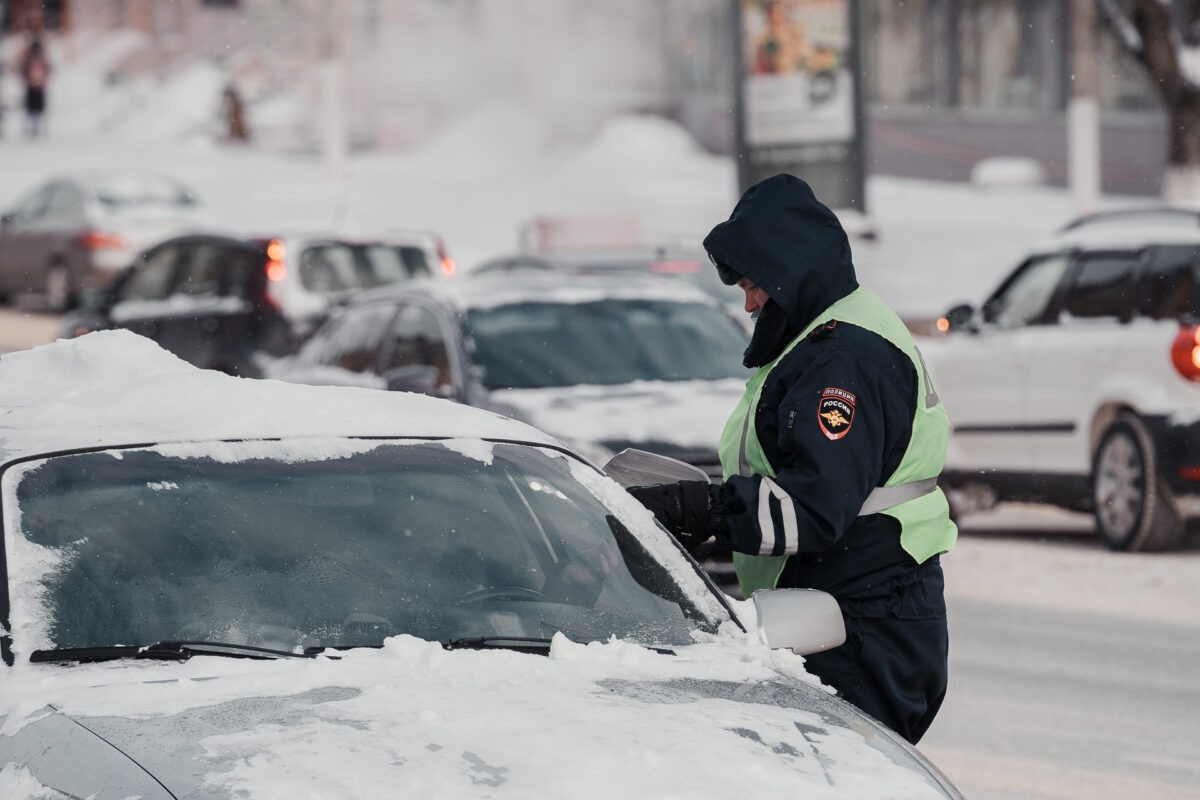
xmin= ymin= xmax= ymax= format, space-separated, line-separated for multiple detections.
xmin=924 ymin=208 xmax=1200 ymax=552
xmin=274 ymin=271 xmax=752 ymax=588
xmin=0 ymin=172 xmax=203 ymax=312
xmin=471 ymin=245 xmax=746 ymax=323
xmin=58 ymin=229 xmax=447 ymax=377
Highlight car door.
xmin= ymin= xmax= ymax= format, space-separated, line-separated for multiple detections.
xmin=0 ymin=185 xmax=53 ymax=294
xmin=107 ymin=243 xmax=183 ymax=345
xmin=376 ymin=301 xmax=463 ymax=400
xmin=286 ymin=300 xmax=398 ymax=389
xmin=1026 ymin=250 xmax=1140 ymax=474
xmin=928 ymin=252 xmax=1072 ymax=473
xmin=150 ymin=241 xmax=266 ymax=375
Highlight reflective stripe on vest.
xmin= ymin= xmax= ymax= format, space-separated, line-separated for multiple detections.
xmin=719 ymin=287 xmax=958 ymax=597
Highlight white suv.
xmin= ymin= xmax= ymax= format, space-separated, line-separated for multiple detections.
xmin=922 ymin=208 xmax=1200 ymax=551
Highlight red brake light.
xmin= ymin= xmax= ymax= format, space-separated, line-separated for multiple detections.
xmin=1170 ymin=324 xmax=1200 ymax=382
xmin=265 ymin=239 xmax=286 ymax=282
xmin=435 ymin=236 xmax=457 ymax=276
xmin=78 ymin=230 xmax=127 ymax=250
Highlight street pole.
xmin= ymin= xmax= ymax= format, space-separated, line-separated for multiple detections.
xmin=1068 ymin=0 xmax=1101 ymax=214
xmin=321 ymin=0 xmax=350 ymax=228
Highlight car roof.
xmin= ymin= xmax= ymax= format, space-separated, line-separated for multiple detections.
xmin=350 ymin=270 xmax=717 ymax=312
xmin=1030 ymin=207 xmax=1200 ymax=254
xmin=0 ymin=331 xmax=561 ymax=466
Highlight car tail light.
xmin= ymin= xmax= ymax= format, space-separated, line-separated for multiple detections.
xmin=78 ymin=230 xmax=127 ymax=250
xmin=436 ymin=236 xmax=457 ymax=276
xmin=265 ymin=239 xmax=286 ymax=282
xmin=1171 ymin=323 xmax=1200 ymax=382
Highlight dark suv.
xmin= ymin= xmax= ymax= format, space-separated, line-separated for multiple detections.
xmin=60 ymin=233 xmax=438 ymax=378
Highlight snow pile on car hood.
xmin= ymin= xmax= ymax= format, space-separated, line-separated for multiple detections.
xmin=0 ymin=331 xmax=557 ymax=463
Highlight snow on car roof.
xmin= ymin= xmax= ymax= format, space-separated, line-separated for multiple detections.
xmin=0 ymin=330 xmax=559 ymax=465
xmin=1029 ymin=212 xmax=1200 ymax=254
xmin=358 ymin=269 xmax=717 ymax=311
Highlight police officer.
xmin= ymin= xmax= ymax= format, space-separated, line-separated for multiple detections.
xmin=628 ymin=173 xmax=956 ymax=745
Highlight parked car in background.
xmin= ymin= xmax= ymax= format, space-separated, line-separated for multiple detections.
xmin=470 ymin=245 xmax=746 ymax=324
xmin=0 ymin=331 xmax=963 ymax=800
xmin=924 ymin=208 xmax=1200 ymax=551
xmin=0 ymin=172 xmax=204 ymax=311
xmin=276 ymin=272 xmax=748 ymax=474
xmin=58 ymin=230 xmax=442 ymax=377
xmin=274 ymin=272 xmax=752 ymax=587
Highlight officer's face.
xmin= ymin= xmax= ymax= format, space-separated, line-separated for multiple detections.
xmin=737 ymin=278 xmax=770 ymax=315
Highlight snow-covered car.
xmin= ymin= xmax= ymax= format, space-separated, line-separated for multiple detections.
xmin=58 ymin=230 xmax=445 ymax=377
xmin=470 ymin=245 xmax=746 ymax=323
xmin=923 ymin=207 xmax=1200 ymax=551
xmin=0 ymin=172 xmax=205 ymax=311
xmin=0 ymin=331 xmax=963 ymax=799
xmin=274 ymin=271 xmax=749 ymax=477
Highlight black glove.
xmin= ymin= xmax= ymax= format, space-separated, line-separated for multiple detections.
xmin=627 ymin=480 xmax=712 ymax=551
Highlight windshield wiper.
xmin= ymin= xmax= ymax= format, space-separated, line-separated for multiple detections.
xmin=30 ymin=640 xmax=319 ymax=664
xmin=443 ymin=636 xmax=556 ymax=654
xmin=444 ymin=636 xmax=676 ymax=656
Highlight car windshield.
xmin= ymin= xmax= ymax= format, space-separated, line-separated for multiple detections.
xmin=300 ymin=243 xmax=431 ymax=296
xmin=465 ymin=299 xmax=748 ymax=389
xmin=9 ymin=440 xmax=722 ymax=655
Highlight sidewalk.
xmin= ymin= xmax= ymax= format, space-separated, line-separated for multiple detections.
xmin=0 ymin=308 xmax=60 ymax=354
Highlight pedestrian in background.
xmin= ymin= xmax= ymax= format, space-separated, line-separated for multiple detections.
xmin=626 ymin=173 xmax=957 ymax=745
xmin=18 ymin=34 xmax=51 ymax=138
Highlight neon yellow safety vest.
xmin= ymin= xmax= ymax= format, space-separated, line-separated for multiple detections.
xmin=718 ymin=287 xmax=958 ymax=597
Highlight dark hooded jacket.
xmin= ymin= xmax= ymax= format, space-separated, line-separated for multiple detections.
xmin=703 ymin=173 xmax=942 ymax=614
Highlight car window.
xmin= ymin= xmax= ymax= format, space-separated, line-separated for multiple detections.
xmin=92 ymin=175 xmax=197 ymax=211
xmin=394 ymin=244 xmax=433 ymax=275
xmin=315 ymin=302 xmax=396 ymax=372
xmin=1061 ymin=252 xmax=1139 ymax=320
xmin=1140 ymin=245 xmax=1200 ymax=320
xmin=300 ymin=244 xmax=429 ymax=296
xmin=43 ymin=183 xmax=81 ymax=220
xmin=115 ymin=246 xmax=180 ymax=302
xmin=381 ymin=303 xmax=452 ymax=386
xmin=176 ymin=244 xmax=225 ymax=297
xmin=982 ymin=252 xmax=1072 ymax=329
xmin=216 ymin=246 xmax=263 ymax=300
xmin=466 ymin=299 xmax=747 ymax=389
xmin=11 ymin=186 xmax=50 ymax=221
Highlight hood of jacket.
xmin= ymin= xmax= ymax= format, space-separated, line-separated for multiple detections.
xmin=703 ymin=174 xmax=859 ymax=365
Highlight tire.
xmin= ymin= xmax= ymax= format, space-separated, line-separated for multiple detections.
xmin=1091 ymin=412 xmax=1185 ymax=551
xmin=44 ymin=262 xmax=72 ymax=313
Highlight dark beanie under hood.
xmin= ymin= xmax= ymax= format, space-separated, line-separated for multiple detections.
xmin=704 ymin=173 xmax=858 ymax=367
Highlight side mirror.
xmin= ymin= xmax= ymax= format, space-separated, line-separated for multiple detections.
xmin=602 ymin=448 xmax=710 ymax=488
xmin=384 ymin=363 xmax=444 ymax=395
xmin=937 ymin=303 xmax=975 ymax=333
xmin=753 ymin=588 xmax=846 ymax=656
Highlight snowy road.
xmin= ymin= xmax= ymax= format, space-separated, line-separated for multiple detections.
xmin=924 ymin=512 xmax=1200 ymax=800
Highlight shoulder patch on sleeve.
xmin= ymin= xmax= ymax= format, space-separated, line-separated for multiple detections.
xmin=807 ymin=320 xmax=839 ymax=340
xmin=817 ymin=386 xmax=856 ymax=440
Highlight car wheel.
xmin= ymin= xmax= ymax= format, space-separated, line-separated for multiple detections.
xmin=44 ymin=262 xmax=72 ymax=312
xmin=1092 ymin=412 xmax=1184 ymax=551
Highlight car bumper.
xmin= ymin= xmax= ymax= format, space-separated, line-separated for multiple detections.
xmin=1147 ymin=415 xmax=1200 ymax=509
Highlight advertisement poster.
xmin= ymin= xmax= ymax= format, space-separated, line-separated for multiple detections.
xmin=735 ymin=0 xmax=863 ymax=209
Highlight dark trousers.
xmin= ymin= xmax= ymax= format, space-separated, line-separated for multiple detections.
xmin=802 ymin=613 xmax=948 ymax=745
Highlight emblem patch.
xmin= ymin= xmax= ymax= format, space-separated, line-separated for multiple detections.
xmin=817 ymin=387 xmax=856 ymax=440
